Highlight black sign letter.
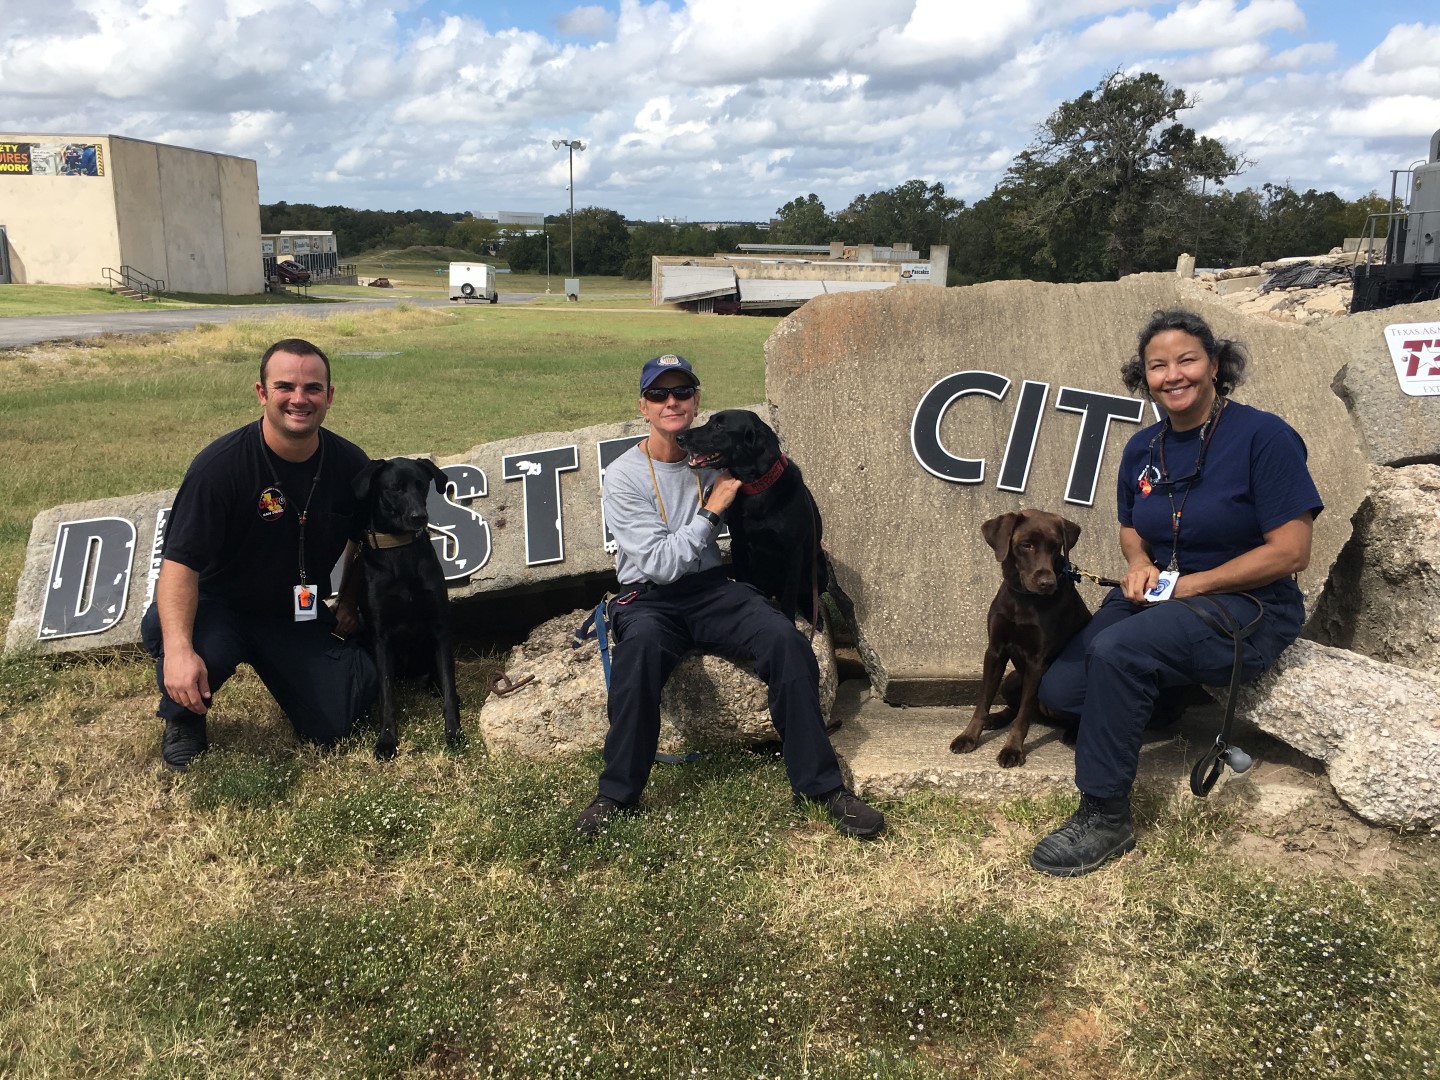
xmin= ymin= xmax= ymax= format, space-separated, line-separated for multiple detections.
xmin=911 ymin=371 xmax=1009 ymax=483
xmin=1054 ymin=388 xmax=1146 ymax=506
xmin=503 ymin=446 xmax=580 ymax=566
xmin=39 ymin=516 xmax=136 ymax=639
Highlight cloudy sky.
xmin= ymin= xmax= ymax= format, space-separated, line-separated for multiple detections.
xmin=2 ymin=0 xmax=1437 ymax=223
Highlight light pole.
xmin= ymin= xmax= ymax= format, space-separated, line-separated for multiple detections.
xmin=545 ymin=227 xmax=551 ymax=294
xmin=552 ymin=138 xmax=585 ymax=278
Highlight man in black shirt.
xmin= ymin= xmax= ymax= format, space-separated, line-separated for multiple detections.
xmin=141 ymin=338 xmax=377 ymax=770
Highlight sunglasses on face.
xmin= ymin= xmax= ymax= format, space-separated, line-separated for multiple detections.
xmin=642 ymin=385 xmax=699 ymax=402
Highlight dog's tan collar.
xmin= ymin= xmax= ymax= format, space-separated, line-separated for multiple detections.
xmin=739 ymin=454 xmax=788 ymax=495
xmin=364 ymin=529 xmax=425 ymax=549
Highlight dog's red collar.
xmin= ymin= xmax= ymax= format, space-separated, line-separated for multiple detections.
xmin=739 ymin=455 xmax=788 ymax=495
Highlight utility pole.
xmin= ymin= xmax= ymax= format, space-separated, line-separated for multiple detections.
xmin=552 ymin=139 xmax=585 ymax=277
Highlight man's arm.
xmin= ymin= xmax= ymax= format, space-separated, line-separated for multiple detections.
xmin=155 ymin=559 xmax=211 ymax=714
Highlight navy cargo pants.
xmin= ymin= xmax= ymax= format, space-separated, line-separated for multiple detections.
xmin=1038 ymin=588 xmax=1301 ymax=800
xmin=142 ymin=597 xmax=377 ymax=746
xmin=598 ymin=567 xmax=843 ymax=806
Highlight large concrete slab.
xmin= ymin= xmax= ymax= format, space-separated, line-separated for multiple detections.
xmin=765 ymin=273 xmax=1368 ymax=703
xmin=1318 ymin=297 xmax=1440 ymax=466
xmin=829 ymin=679 xmax=1308 ymax=807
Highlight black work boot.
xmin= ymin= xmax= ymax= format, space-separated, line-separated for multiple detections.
xmin=575 ymin=794 xmax=635 ymax=836
xmin=808 ymin=787 xmax=886 ymax=839
xmin=161 ymin=715 xmax=208 ymax=772
xmin=1029 ymin=792 xmax=1135 ymax=877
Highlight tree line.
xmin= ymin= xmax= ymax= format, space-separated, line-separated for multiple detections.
xmin=262 ymin=71 xmax=1390 ymax=285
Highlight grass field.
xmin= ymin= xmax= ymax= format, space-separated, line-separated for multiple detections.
xmin=2 ymin=306 xmax=1439 ymax=1077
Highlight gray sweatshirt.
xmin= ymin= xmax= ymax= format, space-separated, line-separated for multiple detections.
xmin=603 ymin=444 xmax=721 ymax=586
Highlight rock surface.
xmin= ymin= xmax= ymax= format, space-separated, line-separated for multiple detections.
xmin=1220 ymin=638 xmax=1440 ymax=830
xmin=1307 ymin=464 xmax=1440 ymax=671
xmin=1321 ymin=302 xmax=1440 ymax=467
xmin=478 ymin=608 xmax=838 ymax=758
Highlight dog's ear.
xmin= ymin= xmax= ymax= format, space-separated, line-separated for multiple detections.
xmin=352 ymin=459 xmax=384 ymax=499
xmin=419 ymin=458 xmax=449 ymax=494
xmin=981 ymin=512 xmax=1021 ymax=561
xmin=1060 ymin=516 xmax=1082 ymax=553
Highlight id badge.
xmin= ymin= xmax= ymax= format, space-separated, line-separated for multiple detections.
xmin=294 ymin=583 xmax=318 ymax=621
xmin=1144 ymin=569 xmax=1179 ymax=604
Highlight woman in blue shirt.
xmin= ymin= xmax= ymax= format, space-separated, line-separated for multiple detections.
xmin=1031 ymin=309 xmax=1323 ymax=877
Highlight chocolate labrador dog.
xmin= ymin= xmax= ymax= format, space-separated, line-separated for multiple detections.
xmin=949 ymin=510 xmax=1091 ymax=768
xmin=347 ymin=457 xmax=462 ymax=760
xmin=678 ymin=409 xmax=827 ymax=628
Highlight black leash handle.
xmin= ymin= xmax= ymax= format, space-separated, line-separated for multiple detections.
xmin=1173 ymin=594 xmax=1264 ymax=796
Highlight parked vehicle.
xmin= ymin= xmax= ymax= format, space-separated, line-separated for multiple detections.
xmin=274 ymin=259 xmax=312 ymax=285
xmin=449 ymin=262 xmax=498 ymax=303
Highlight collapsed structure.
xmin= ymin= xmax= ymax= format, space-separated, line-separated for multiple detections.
xmin=652 ymin=242 xmax=948 ymax=313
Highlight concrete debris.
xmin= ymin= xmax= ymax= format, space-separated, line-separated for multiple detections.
xmin=1188 ymin=250 xmax=1374 ymax=325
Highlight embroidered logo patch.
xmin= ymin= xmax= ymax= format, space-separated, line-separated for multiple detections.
xmin=658 ymin=354 xmax=680 ymax=366
xmin=258 ymin=486 xmax=286 ymax=520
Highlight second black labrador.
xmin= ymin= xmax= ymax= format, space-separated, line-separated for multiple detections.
xmin=678 ymin=409 xmax=827 ymax=627
xmin=347 ymin=456 xmax=462 ymax=760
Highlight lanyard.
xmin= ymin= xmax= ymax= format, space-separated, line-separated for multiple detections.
xmin=641 ymin=437 xmax=702 ymax=526
xmin=1151 ymin=396 xmax=1225 ymax=572
xmin=257 ymin=421 xmax=325 ymax=585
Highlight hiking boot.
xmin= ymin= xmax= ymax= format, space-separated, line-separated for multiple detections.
xmin=575 ymin=794 xmax=635 ymax=836
xmin=161 ymin=715 xmax=208 ymax=771
xmin=1029 ymin=793 xmax=1135 ymax=877
xmin=810 ymin=787 xmax=886 ymax=839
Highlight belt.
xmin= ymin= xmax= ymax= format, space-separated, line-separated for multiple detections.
xmin=621 ymin=566 xmax=727 ymax=600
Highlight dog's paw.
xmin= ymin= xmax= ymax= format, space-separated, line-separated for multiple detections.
xmin=374 ymin=739 xmax=398 ymax=762
xmin=997 ymin=746 xmax=1027 ymax=769
xmin=444 ymin=729 xmax=465 ymax=751
xmin=949 ymin=733 xmax=979 ymax=755
xmin=983 ymin=708 xmax=1014 ymax=731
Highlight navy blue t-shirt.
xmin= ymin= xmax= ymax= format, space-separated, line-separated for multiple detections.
xmin=1116 ymin=400 xmax=1322 ymax=604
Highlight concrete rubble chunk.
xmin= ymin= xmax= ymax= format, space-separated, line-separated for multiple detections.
xmin=1307 ymin=464 xmax=1440 ymax=670
xmin=477 ymin=608 xmax=838 ymax=758
xmin=766 ymin=273 xmax=1365 ymax=703
xmin=1320 ymin=299 xmax=1440 ymax=467
xmin=1218 ymin=638 xmax=1440 ymax=830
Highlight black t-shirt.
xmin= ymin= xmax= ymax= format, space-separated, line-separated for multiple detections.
xmin=162 ymin=421 xmax=370 ymax=617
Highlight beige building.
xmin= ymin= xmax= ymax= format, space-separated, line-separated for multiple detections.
xmin=0 ymin=133 xmax=263 ymax=294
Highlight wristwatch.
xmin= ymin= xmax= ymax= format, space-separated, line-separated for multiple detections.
xmin=697 ymin=507 xmax=721 ymax=528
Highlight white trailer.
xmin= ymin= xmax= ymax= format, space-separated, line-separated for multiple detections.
xmin=449 ymin=262 xmax=498 ymax=303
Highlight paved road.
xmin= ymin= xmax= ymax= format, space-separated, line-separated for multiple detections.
xmin=0 ymin=292 xmax=540 ymax=349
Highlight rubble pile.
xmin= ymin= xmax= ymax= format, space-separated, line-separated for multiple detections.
xmin=1187 ymin=250 xmax=1374 ymax=325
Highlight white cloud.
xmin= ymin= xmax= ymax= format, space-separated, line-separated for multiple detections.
xmin=0 ymin=0 xmax=1428 ymax=218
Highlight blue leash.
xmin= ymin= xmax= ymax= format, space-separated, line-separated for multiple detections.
xmin=572 ymin=599 xmax=612 ymax=690
xmin=572 ymin=596 xmax=700 ymax=766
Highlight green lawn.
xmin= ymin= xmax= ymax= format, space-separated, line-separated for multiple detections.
xmin=0 ymin=283 xmax=201 ymax=316
xmin=1 ymin=305 xmax=1438 ymax=1078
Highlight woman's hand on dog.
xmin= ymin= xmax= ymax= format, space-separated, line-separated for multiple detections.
xmin=703 ymin=473 xmax=742 ymax=515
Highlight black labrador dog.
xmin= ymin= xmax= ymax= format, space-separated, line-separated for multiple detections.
xmin=949 ymin=510 xmax=1091 ymax=768
xmin=678 ymin=409 xmax=827 ymax=627
xmin=348 ymin=457 xmax=462 ymax=760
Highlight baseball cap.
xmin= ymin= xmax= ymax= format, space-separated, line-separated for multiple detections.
xmin=639 ymin=353 xmax=700 ymax=392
